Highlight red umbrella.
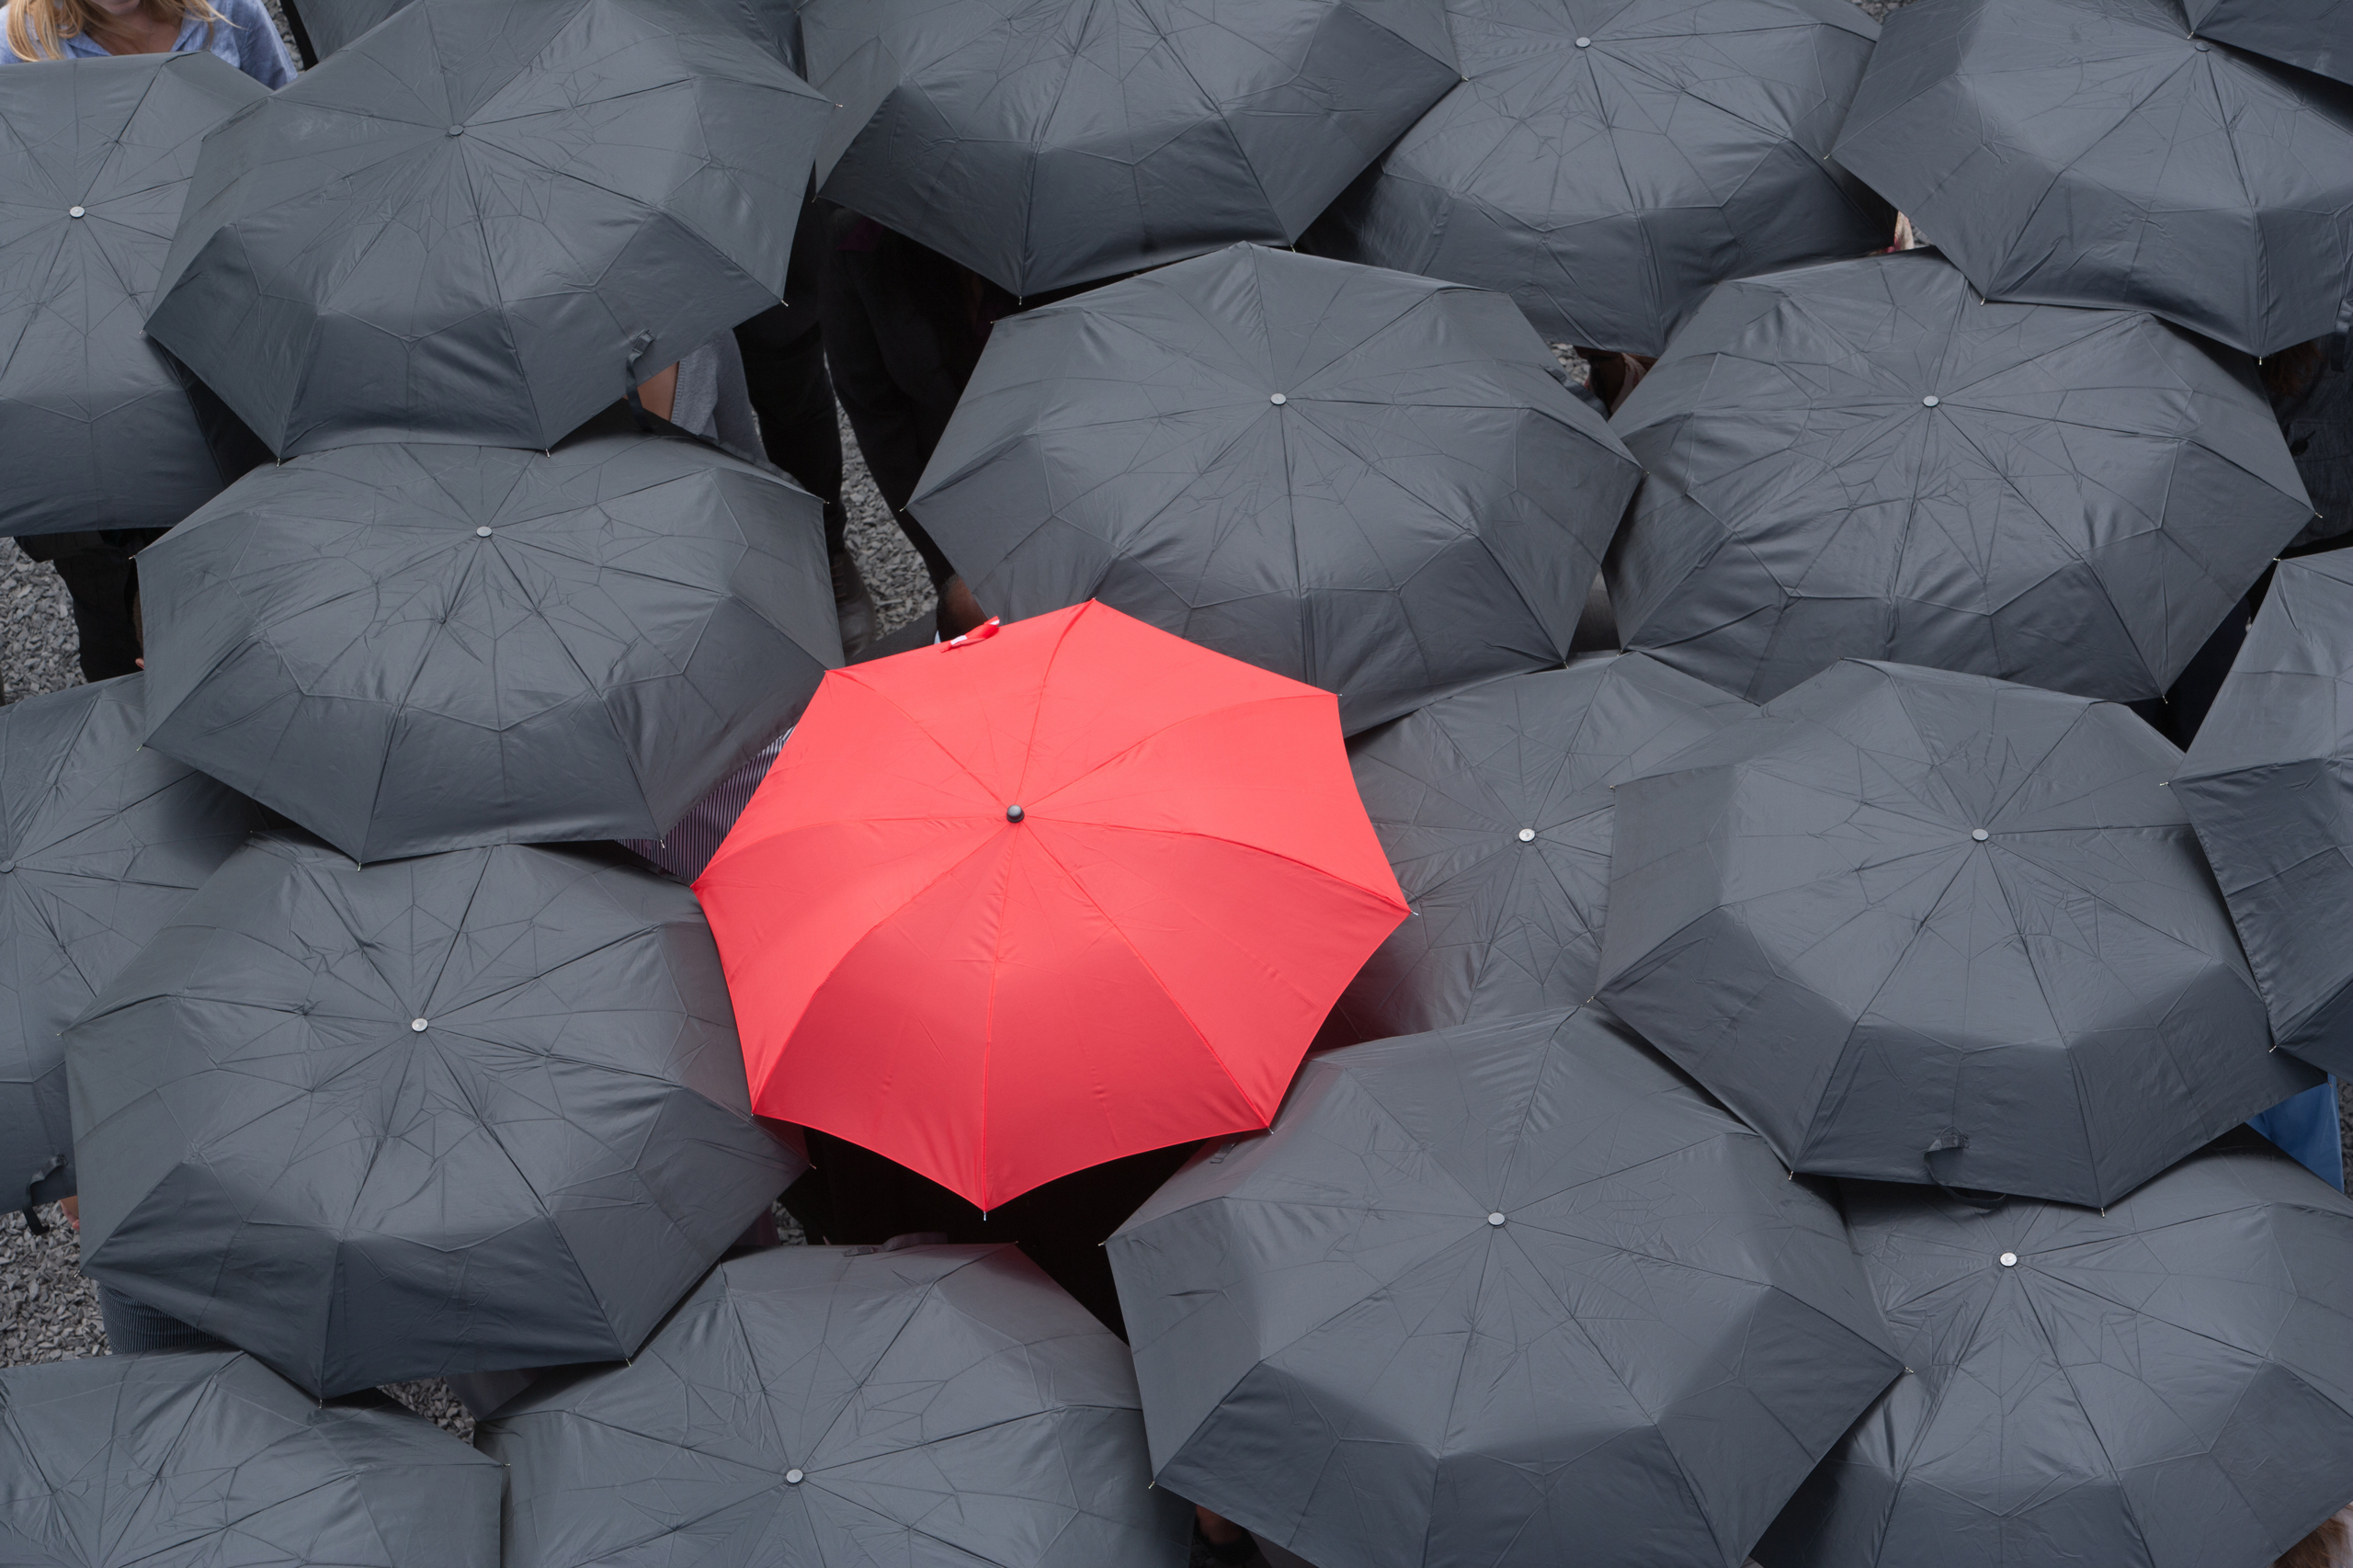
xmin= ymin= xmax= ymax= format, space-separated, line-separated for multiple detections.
xmin=697 ymin=601 xmax=1407 ymax=1210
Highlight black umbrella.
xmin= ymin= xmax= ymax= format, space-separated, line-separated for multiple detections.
xmin=1334 ymin=653 xmax=1748 ymax=1042
xmin=911 ymin=244 xmax=1643 ymax=733
xmin=1606 ymin=249 xmax=2310 ymax=705
xmin=1595 ymin=658 xmax=2316 ymax=1207
xmin=1108 ymin=1006 xmax=1903 ymax=1568
xmin=1760 ymin=1132 xmax=2353 ymax=1568
xmin=2175 ymin=552 xmax=2353 ymax=1076
xmin=2185 ymin=0 xmax=2353 ymax=85
xmin=0 ymin=676 xmax=263 ymax=1216
xmin=0 ymin=54 xmax=267 ymax=540
xmin=1306 ymin=0 xmax=1890 ymax=356
xmin=145 ymin=0 xmax=833 ymax=455
xmin=480 ymin=1244 xmax=1190 ymax=1567
xmin=1830 ymin=0 xmax=2353 ymax=358
xmin=138 ymin=421 xmax=836 ymax=864
xmin=0 ymin=1351 xmax=503 ymax=1567
xmin=802 ymin=0 xmax=1460 ymax=297
xmin=67 ymin=833 xmax=802 ymax=1398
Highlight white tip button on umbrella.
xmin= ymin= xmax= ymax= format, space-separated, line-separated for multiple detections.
xmin=1923 ymin=395 xmax=1940 ymax=407
xmin=68 ymin=206 xmax=85 ymax=219
xmin=1487 ymin=1212 xmax=1506 ymax=1226
xmin=1999 ymin=1251 xmax=2019 ymax=1267
xmin=1972 ymin=828 xmax=1990 ymax=841
xmin=1269 ymin=392 xmax=1287 ymax=405
xmin=411 ymin=1018 xmax=429 ymax=1032
xmin=784 ymin=1469 xmax=805 ymax=1484
xmin=1518 ymin=828 xmax=1536 ymax=843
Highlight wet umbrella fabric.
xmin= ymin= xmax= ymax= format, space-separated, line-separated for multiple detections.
xmin=144 ymin=0 xmax=834 ymax=456
xmin=2175 ymin=553 xmax=2353 ymax=1076
xmin=2183 ymin=0 xmax=2353 ymax=85
xmin=1605 ymin=250 xmax=2310 ymax=705
xmin=1830 ymin=0 xmax=2353 ymax=358
xmin=802 ymin=0 xmax=1459 ymax=298
xmin=696 ymin=601 xmax=1408 ymax=1211
xmin=137 ymin=425 xmax=837 ymax=865
xmin=0 ymin=1351 xmax=503 ymax=1567
xmin=66 ymin=834 xmax=801 ymax=1398
xmin=1107 ymin=1006 xmax=1903 ymax=1568
xmin=0 ymin=54 xmax=267 ymax=540
xmin=480 ymin=1244 xmax=1190 ymax=1567
xmin=0 ymin=676 xmax=263 ymax=1215
xmin=1595 ymin=660 xmax=2316 ymax=1206
xmin=1761 ymin=1133 xmax=2353 ymax=1568
xmin=911 ymin=244 xmax=1643 ymax=734
xmin=1306 ymin=0 xmax=1889 ymax=356
xmin=1333 ymin=653 xmax=1749 ymax=1042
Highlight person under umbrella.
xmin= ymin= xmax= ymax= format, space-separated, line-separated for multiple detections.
xmin=66 ymin=833 xmax=803 ymax=1397
xmin=1108 ymin=1005 xmax=1904 ymax=1568
xmin=911 ymin=244 xmax=1644 ymax=733
xmin=1305 ymin=0 xmax=1890 ymax=358
xmin=1830 ymin=0 xmax=2353 ymax=358
xmin=1596 ymin=658 xmax=2316 ymax=1208
xmin=136 ymin=418 xmax=837 ymax=864
xmin=1605 ymin=249 xmax=2311 ymax=706
xmin=1759 ymin=1131 xmax=2353 ymax=1568
xmin=0 ymin=54 xmax=274 ymax=681
xmin=0 ymin=675 xmax=263 ymax=1223
xmin=696 ymin=600 xmax=1409 ymax=1212
xmin=480 ymin=1243 xmax=1191 ymax=1567
xmin=801 ymin=0 xmax=1459 ymax=300
xmin=144 ymin=0 xmax=832 ymax=454
xmin=0 ymin=1351 xmax=502 ymax=1566
xmin=1334 ymin=652 xmax=1749 ymax=1042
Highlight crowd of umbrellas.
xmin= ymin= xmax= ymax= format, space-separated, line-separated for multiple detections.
xmin=1 ymin=0 xmax=2352 ymax=1564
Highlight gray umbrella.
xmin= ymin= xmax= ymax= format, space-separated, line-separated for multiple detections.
xmin=67 ymin=833 xmax=802 ymax=1398
xmin=1595 ymin=658 xmax=2317 ymax=1207
xmin=0 ymin=676 xmax=263 ymax=1216
xmin=802 ymin=0 xmax=1460 ymax=298
xmin=1333 ymin=653 xmax=1749 ymax=1042
xmin=144 ymin=0 xmax=833 ymax=455
xmin=1108 ymin=1006 xmax=1903 ymax=1568
xmin=2185 ymin=0 xmax=2353 ymax=85
xmin=1830 ymin=0 xmax=2353 ymax=358
xmin=1606 ymin=249 xmax=2310 ymax=705
xmin=480 ymin=1244 xmax=1190 ymax=1567
xmin=138 ymin=423 xmax=836 ymax=865
xmin=294 ymin=0 xmax=813 ymax=70
xmin=0 ymin=1351 xmax=502 ymax=1567
xmin=1304 ymin=0 xmax=1890 ymax=357
xmin=911 ymin=244 xmax=1643 ymax=733
xmin=2175 ymin=552 xmax=2353 ymax=1077
xmin=1759 ymin=1132 xmax=2353 ymax=1568
xmin=0 ymin=53 xmax=267 ymax=540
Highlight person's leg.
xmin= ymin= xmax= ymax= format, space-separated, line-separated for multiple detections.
xmin=738 ymin=316 xmax=876 ymax=651
xmin=47 ymin=547 xmax=142 ymax=682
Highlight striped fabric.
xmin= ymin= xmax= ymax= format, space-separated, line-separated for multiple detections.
xmin=622 ymin=733 xmax=788 ymax=882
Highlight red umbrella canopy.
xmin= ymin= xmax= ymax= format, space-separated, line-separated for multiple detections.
xmin=698 ymin=601 xmax=1408 ymax=1210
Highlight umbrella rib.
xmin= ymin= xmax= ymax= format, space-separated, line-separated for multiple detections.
xmin=1010 ymin=599 xmax=1087 ymax=802
xmin=2007 ymin=1273 xmax=2163 ymax=1557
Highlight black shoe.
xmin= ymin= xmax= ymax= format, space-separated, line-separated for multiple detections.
xmin=832 ymin=549 xmax=877 ymax=656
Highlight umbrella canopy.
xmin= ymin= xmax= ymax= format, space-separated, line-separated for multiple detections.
xmin=67 ymin=833 xmax=801 ymax=1398
xmin=911 ymin=244 xmax=1643 ymax=734
xmin=480 ymin=1244 xmax=1190 ymax=1567
xmin=0 ymin=53 xmax=267 ymax=540
xmin=1761 ymin=1133 xmax=2353 ymax=1568
xmin=2175 ymin=552 xmax=2353 ymax=1076
xmin=0 ymin=1351 xmax=502 ymax=1567
xmin=0 ymin=676 xmax=263 ymax=1214
xmin=1595 ymin=659 xmax=2316 ymax=1207
xmin=1107 ymin=1006 xmax=1904 ymax=1568
xmin=138 ymin=423 xmax=837 ymax=864
xmin=1305 ymin=0 xmax=1889 ymax=356
xmin=2184 ymin=0 xmax=2353 ymax=85
xmin=801 ymin=0 xmax=1459 ymax=298
xmin=144 ymin=0 xmax=833 ymax=455
xmin=696 ymin=600 xmax=1408 ymax=1211
xmin=294 ymin=0 xmax=814 ymax=69
xmin=1605 ymin=250 xmax=2310 ymax=705
xmin=1830 ymin=0 xmax=2353 ymax=358
xmin=1334 ymin=653 xmax=1749 ymax=1042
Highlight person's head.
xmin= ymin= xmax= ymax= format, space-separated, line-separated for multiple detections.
xmin=5 ymin=0 xmax=223 ymax=58
xmin=2277 ymin=1510 xmax=2351 ymax=1568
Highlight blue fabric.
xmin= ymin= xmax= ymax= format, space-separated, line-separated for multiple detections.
xmin=2249 ymin=1078 xmax=2346 ymax=1191
xmin=0 ymin=0 xmax=294 ymax=86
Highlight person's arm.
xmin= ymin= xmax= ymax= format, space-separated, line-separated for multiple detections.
xmin=636 ymin=362 xmax=678 ymax=423
xmin=231 ymin=0 xmax=295 ymax=85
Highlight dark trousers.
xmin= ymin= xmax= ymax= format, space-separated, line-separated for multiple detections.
xmin=734 ymin=310 xmax=847 ymax=558
xmin=16 ymin=529 xmax=165 ymax=683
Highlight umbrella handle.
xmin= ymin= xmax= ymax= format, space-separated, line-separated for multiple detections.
xmin=1924 ymin=1133 xmax=2007 ymax=1213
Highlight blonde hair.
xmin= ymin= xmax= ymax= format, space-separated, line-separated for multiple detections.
xmin=6 ymin=0 xmax=228 ymax=62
